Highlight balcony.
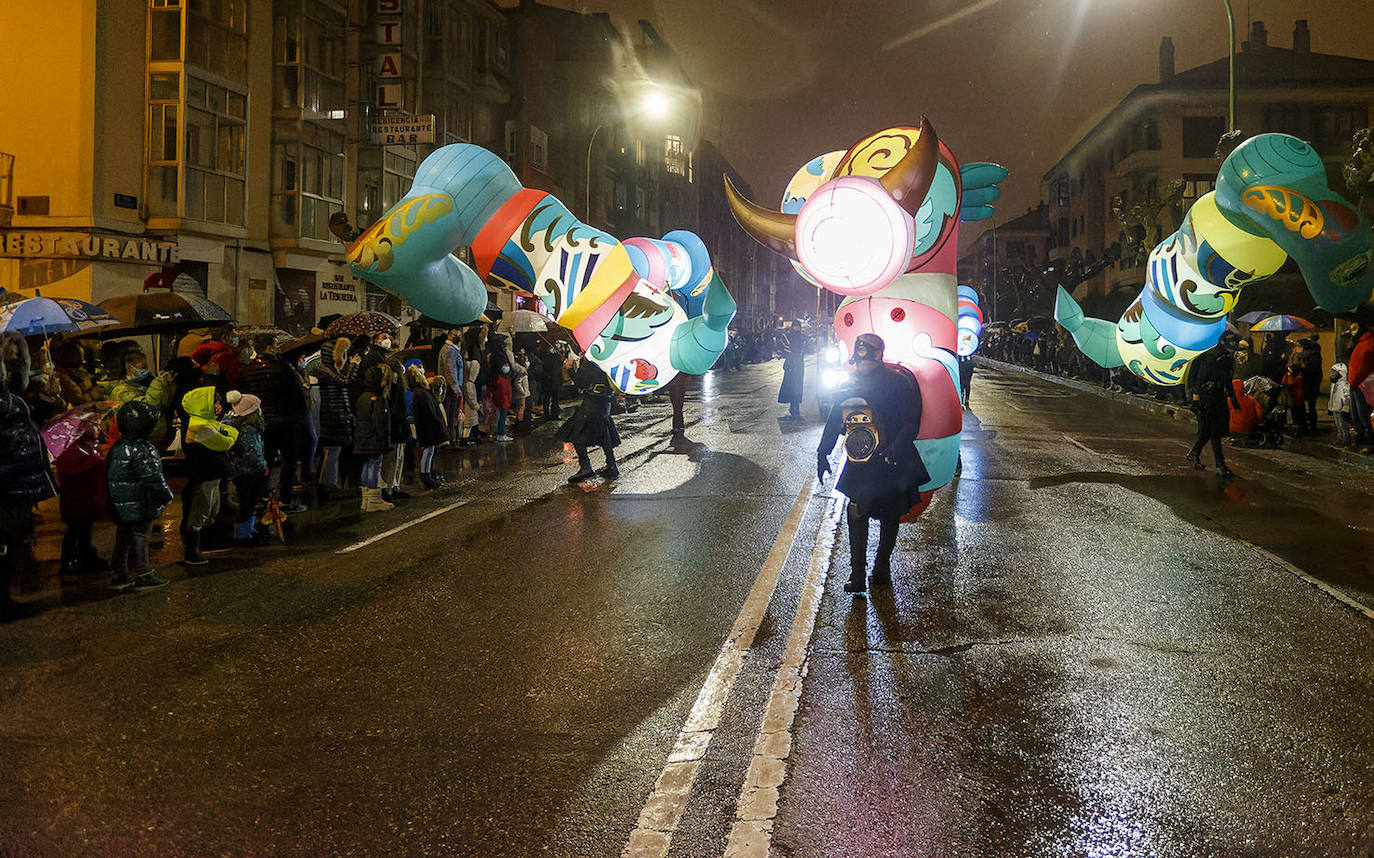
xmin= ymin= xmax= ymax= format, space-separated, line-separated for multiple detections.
xmin=1113 ymin=148 xmax=1164 ymax=178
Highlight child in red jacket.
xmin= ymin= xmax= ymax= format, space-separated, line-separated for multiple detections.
xmin=54 ymin=420 xmax=110 ymax=581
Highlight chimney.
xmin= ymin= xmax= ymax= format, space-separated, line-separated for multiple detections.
xmin=1159 ymin=36 xmax=1175 ymax=81
xmin=1244 ymin=20 xmax=1268 ymax=51
xmin=1293 ymin=19 xmax=1311 ymax=54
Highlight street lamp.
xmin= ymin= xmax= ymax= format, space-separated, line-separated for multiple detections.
xmin=585 ymin=87 xmax=673 ymax=222
xmin=1222 ymin=0 xmax=1236 ymax=132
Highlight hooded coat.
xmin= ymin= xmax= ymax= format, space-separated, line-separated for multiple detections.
xmin=350 ymin=344 xmax=395 ymax=454
xmin=409 ymin=373 xmax=451 ymax=447
xmin=182 ymin=386 xmax=237 ymax=482
xmin=1 ymin=334 xmax=57 ymax=505
xmin=106 ymin=401 xmax=174 ymax=523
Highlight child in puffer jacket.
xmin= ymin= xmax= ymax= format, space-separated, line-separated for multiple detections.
xmin=1329 ymin=362 xmax=1352 ymax=448
xmin=106 ymin=400 xmax=175 ymax=591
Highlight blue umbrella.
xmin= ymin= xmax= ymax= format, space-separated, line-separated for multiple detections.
xmin=1237 ymin=310 xmax=1275 ymax=325
xmin=0 ymin=292 xmax=120 ymax=336
xmin=1249 ymin=314 xmax=1316 ymax=333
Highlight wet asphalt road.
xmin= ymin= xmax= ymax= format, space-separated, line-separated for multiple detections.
xmin=0 ymin=360 xmax=1371 ymax=857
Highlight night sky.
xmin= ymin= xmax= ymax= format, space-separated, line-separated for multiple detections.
xmin=516 ymin=0 xmax=1374 ymax=243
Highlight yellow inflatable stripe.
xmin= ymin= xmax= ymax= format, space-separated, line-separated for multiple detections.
xmin=557 ymin=245 xmax=636 ymax=332
xmin=1192 ymin=192 xmax=1286 ymax=277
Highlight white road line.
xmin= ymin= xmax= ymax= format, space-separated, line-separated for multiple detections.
xmin=1239 ymin=539 xmax=1374 ymax=621
xmin=1062 ymin=433 xmax=1100 ymax=456
xmin=622 ymin=477 xmax=817 ymax=858
xmin=722 ymin=493 xmax=844 ymax=857
xmin=335 ymin=498 xmax=475 ymax=554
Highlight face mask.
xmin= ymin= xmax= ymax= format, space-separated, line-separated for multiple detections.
xmin=378 ymin=338 xmax=393 ymax=350
xmin=132 ymin=368 xmax=152 ymax=382
xmin=502 ymin=364 xmax=511 ymax=374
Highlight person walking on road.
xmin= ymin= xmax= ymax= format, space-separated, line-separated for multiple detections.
xmin=1185 ymin=332 xmax=1242 ymax=478
xmin=558 ymin=360 xmax=621 ymax=483
xmin=817 ymin=334 xmax=928 ymax=597
xmin=777 ymin=327 xmax=806 ymax=419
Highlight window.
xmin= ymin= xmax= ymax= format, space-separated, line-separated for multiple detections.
xmin=664 ymin=134 xmax=685 ymax=176
xmin=1056 ymin=179 xmax=1070 ymax=207
xmin=1181 ymin=173 xmax=1216 ymax=205
xmin=529 ymin=125 xmax=548 ymax=171
xmin=634 ymin=186 xmax=647 ymax=221
xmin=1181 ymin=116 xmax=1226 ymax=158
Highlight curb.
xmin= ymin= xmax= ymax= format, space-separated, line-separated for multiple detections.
xmin=974 ymin=356 xmax=1374 ymax=474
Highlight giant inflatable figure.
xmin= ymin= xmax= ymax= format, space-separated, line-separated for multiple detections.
xmin=344 ymin=144 xmax=736 ymax=394
xmin=726 ymin=118 xmax=1007 ymax=517
xmin=1056 ymin=133 xmax=1374 ymax=385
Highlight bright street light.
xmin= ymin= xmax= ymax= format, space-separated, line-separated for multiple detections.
xmin=585 ymin=84 xmax=674 ymax=221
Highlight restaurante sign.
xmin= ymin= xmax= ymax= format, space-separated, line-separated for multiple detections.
xmin=0 ymin=231 xmax=179 ymax=264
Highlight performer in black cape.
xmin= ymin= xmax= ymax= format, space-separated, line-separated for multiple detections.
xmin=817 ymin=333 xmax=929 ymax=596
xmin=557 ymin=360 xmax=621 ymax=483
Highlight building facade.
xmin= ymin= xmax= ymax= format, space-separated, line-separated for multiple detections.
xmin=1043 ymin=20 xmax=1374 ymax=313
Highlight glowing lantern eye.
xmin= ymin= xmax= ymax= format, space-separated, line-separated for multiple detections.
xmin=843 ymin=312 xmax=854 ymax=326
xmin=794 ymin=176 xmax=916 ymax=296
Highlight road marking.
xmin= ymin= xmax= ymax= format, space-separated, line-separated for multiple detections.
xmin=335 ymin=498 xmax=475 ymax=554
xmin=1239 ymin=539 xmax=1374 ymax=621
xmin=622 ymin=476 xmax=817 ymax=858
xmin=1062 ymin=433 xmax=1101 ymax=456
xmin=723 ymin=493 xmax=844 ymax=857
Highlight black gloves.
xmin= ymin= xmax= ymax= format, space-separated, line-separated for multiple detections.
xmin=817 ymin=451 xmax=832 ymax=482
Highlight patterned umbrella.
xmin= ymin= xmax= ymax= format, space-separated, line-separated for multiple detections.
xmin=1237 ymin=310 xmax=1276 ymax=324
xmin=0 ymin=293 xmax=120 ymax=336
xmin=40 ymin=409 xmax=103 ymax=461
xmin=98 ymin=292 xmax=232 ymax=335
xmin=1249 ymin=314 xmax=1316 ymax=332
xmin=324 ymin=310 xmax=400 ymax=337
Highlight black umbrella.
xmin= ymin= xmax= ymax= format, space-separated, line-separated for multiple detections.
xmin=98 ymin=292 xmax=232 ymax=335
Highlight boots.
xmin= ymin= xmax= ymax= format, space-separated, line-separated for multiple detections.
xmin=870 ymin=519 xmax=898 ymax=585
xmin=568 ymin=450 xmax=595 ymax=483
xmin=182 ymin=529 xmax=208 ymax=566
xmin=596 ymin=448 xmax=619 ymax=479
xmin=845 ymin=506 xmax=868 ymax=596
xmin=361 ymin=487 xmax=395 ymax=512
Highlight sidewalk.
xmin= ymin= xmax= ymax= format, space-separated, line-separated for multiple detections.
xmin=13 ymin=393 xmax=605 ymax=610
xmin=975 ymin=356 xmax=1374 ymax=474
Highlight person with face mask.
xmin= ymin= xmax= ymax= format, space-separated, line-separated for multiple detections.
xmin=108 ymin=341 xmax=176 ymax=446
xmin=489 ymin=356 xmax=513 ymax=443
xmin=1186 ymin=331 xmax=1243 ymax=477
xmin=816 ymin=334 xmax=928 ymax=596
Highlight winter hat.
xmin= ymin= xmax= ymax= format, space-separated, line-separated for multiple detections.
xmin=226 ymin=390 xmax=262 ymax=417
xmin=406 ymin=363 xmax=429 ymax=389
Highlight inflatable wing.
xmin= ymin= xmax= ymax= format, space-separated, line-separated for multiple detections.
xmin=347 ymin=144 xmax=736 ymax=394
xmin=727 ymin=117 xmax=1006 ymax=518
xmin=1056 ymin=133 xmax=1374 ymax=386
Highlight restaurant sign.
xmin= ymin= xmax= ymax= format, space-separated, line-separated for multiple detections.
xmin=0 ymin=231 xmax=179 ymax=264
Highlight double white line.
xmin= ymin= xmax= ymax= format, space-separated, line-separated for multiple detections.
xmin=623 ymin=479 xmax=846 ymax=858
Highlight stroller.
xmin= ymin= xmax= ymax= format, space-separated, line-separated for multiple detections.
xmin=1239 ymin=375 xmax=1285 ymax=448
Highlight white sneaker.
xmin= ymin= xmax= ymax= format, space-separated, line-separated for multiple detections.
xmin=496 ymin=434 xmax=514 ymax=443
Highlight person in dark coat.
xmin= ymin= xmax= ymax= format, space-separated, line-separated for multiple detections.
xmin=1296 ymin=336 xmax=1322 ymax=435
xmin=557 ymin=360 xmax=621 ymax=483
xmin=777 ymin=327 xmax=806 ymax=418
xmin=106 ymin=400 xmax=175 ymax=591
xmin=540 ymin=343 xmax=565 ymax=421
xmin=1186 ymin=331 xmax=1243 ymax=478
xmin=817 ymin=334 xmax=928 ymax=596
xmin=381 ymin=352 xmax=413 ymax=503
xmin=350 ymin=332 xmax=396 ymax=512
xmin=2 ymin=334 xmax=58 ymax=619
xmin=314 ymin=337 xmax=356 ymax=498
xmin=408 ymin=365 xmax=451 ymax=489
xmin=238 ymin=336 xmax=313 ymax=512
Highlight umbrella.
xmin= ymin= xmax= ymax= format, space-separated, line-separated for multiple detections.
xmin=1236 ymin=310 xmax=1276 ymax=325
xmin=272 ymin=330 xmax=325 ymax=357
xmin=98 ymin=292 xmax=232 ymax=335
xmin=0 ymin=293 xmax=120 ymax=336
xmin=507 ymin=309 xmax=548 ymax=333
xmin=324 ymin=310 xmax=400 ymax=338
xmin=1249 ymin=314 xmax=1316 ymax=332
xmin=40 ymin=410 xmax=102 ymax=460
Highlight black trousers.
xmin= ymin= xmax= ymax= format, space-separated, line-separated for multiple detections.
xmin=574 ymin=440 xmax=616 ymax=470
xmin=847 ymin=502 xmax=899 ymax=583
xmin=1187 ymin=409 xmax=1228 ymax=466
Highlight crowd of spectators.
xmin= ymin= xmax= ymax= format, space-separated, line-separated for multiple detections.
xmin=981 ymin=318 xmax=1374 ymax=453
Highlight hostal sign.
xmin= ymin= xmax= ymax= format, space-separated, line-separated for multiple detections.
xmin=0 ymin=232 xmax=180 ymax=264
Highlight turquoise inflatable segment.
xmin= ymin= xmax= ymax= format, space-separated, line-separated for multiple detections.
xmin=1054 ymin=285 xmax=1124 ymax=369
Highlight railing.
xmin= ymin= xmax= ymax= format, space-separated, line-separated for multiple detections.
xmin=0 ymin=151 xmax=13 ymax=227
